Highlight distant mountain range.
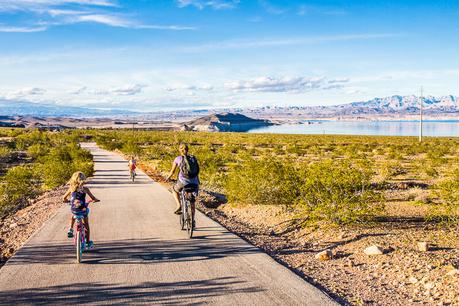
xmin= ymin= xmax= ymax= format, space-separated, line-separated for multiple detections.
xmin=341 ymin=95 xmax=458 ymax=115
xmin=243 ymin=95 xmax=459 ymax=119
xmin=0 ymin=99 xmax=138 ymax=117
xmin=1 ymin=95 xmax=457 ymax=119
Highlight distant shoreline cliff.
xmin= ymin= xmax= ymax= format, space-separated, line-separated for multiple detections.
xmin=182 ymin=112 xmax=275 ymax=132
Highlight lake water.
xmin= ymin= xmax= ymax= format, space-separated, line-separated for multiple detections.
xmin=248 ymin=120 xmax=459 ymax=137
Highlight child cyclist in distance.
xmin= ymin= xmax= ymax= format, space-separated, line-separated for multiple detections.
xmin=63 ymin=171 xmax=100 ymax=249
xmin=128 ymin=156 xmax=137 ymax=176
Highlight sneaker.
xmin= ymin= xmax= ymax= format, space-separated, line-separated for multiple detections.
xmin=86 ymin=241 xmax=94 ymax=250
xmin=174 ymin=207 xmax=182 ymax=215
xmin=67 ymin=228 xmax=74 ymax=238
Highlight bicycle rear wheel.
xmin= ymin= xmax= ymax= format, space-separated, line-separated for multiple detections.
xmin=76 ymin=231 xmax=82 ymax=263
xmin=179 ymin=210 xmax=185 ymax=230
xmin=187 ymin=203 xmax=193 ymax=238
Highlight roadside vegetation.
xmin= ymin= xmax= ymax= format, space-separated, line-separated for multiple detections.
xmin=93 ymin=130 xmax=459 ymax=227
xmin=0 ymin=129 xmax=94 ymax=219
xmin=2 ymin=127 xmax=458 ymax=227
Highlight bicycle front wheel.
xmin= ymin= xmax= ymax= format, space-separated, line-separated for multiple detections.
xmin=76 ymin=231 xmax=82 ymax=263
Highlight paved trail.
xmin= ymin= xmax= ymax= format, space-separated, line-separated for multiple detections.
xmin=0 ymin=143 xmax=336 ymax=305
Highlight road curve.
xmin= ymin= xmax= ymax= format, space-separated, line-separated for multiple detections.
xmin=0 ymin=143 xmax=336 ymax=305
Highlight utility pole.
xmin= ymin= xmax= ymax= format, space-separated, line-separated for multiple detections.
xmin=419 ymin=86 xmax=423 ymax=143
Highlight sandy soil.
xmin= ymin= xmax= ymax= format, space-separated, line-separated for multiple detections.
xmin=0 ymin=187 xmax=66 ymax=267
xmin=205 ymin=204 xmax=459 ymax=306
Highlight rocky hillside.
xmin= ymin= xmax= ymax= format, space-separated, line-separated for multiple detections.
xmin=348 ymin=95 xmax=458 ymax=113
xmin=183 ymin=112 xmax=274 ymax=132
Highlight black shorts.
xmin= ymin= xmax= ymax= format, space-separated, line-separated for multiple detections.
xmin=173 ymin=181 xmax=199 ymax=193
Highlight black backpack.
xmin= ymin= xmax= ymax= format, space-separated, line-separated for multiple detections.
xmin=180 ymin=155 xmax=199 ymax=179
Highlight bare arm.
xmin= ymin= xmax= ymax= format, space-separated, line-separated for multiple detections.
xmin=83 ymin=187 xmax=99 ymax=202
xmin=62 ymin=189 xmax=71 ymax=202
xmin=166 ymin=160 xmax=178 ymax=181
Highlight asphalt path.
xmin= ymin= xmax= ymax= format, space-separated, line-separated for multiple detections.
xmin=0 ymin=143 xmax=336 ymax=305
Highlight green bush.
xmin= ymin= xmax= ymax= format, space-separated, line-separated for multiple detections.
xmin=0 ymin=145 xmax=12 ymax=160
xmin=37 ymin=145 xmax=94 ymax=189
xmin=122 ymin=140 xmax=141 ymax=156
xmin=225 ymin=157 xmax=300 ymax=206
xmin=27 ymin=143 xmax=50 ymax=159
xmin=430 ymin=167 xmax=459 ymax=224
xmin=0 ymin=166 xmax=39 ymax=218
xmin=298 ymin=159 xmax=383 ymax=225
xmin=225 ymin=158 xmax=383 ymax=226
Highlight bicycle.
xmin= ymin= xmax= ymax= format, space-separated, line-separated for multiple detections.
xmin=130 ymin=168 xmax=136 ymax=182
xmin=179 ymin=184 xmax=198 ymax=238
xmin=69 ymin=199 xmax=99 ymax=263
xmin=74 ymin=214 xmax=87 ymax=263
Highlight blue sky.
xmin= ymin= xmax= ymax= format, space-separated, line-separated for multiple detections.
xmin=0 ymin=0 xmax=458 ymax=111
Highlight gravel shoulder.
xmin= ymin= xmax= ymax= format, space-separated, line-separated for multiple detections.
xmin=0 ymin=187 xmax=66 ymax=267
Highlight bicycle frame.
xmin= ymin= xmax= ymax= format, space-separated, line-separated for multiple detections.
xmin=74 ymin=215 xmax=87 ymax=263
xmin=130 ymin=169 xmax=136 ymax=182
xmin=180 ymin=189 xmax=197 ymax=238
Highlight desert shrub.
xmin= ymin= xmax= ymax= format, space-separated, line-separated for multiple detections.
xmin=14 ymin=130 xmax=49 ymax=150
xmin=225 ymin=157 xmax=301 ymax=206
xmin=122 ymin=140 xmax=141 ymax=156
xmin=297 ymin=159 xmax=383 ymax=225
xmin=0 ymin=166 xmax=39 ymax=218
xmin=27 ymin=143 xmax=50 ymax=159
xmin=424 ymin=165 xmax=439 ymax=178
xmin=37 ymin=146 xmax=74 ymax=188
xmin=36 ymin=144 xmax=94 ymax=189
xmin=430 ymin=167 xmax=459 ymax=224
xmin=225 ymin=157 xmax=383 ymax=226
xmin=0 ymin=145 xmax=12 ymax=160
xmin=0 ymin=130 xmax=94 ymax=218
xmin=95 ymin=134 xmax=123 ymax=151
xmin=379 ymin=160 xmax=404 ymax=182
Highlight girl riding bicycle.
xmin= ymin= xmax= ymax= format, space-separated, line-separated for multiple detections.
xmin=63 ymin=171 xmax=99 ymax=249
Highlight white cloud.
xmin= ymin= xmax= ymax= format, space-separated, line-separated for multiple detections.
xmin=181 ymin=33 xmax=402 ymax=52
xmin=224 ymin=76 xmax=349 ymax=93
xmin=0 ymin=25 xmax=47 ymax=32
xmin=68 ymin=84 xmax=146 ymax=96
xmin=258 ymin=0 xmax=287 ymax=15
xmin=71 ymin=86 xmax=88 ymax=95
xmin=177 ymin=0 xmax=239 ymax=10
xmin=75 ymin=14 xmax=129 ymax=27
xmin=47 ymin=9 xmax=89 ymax=16
xmin=4 ymin=87 xmax=47 ymax=98
xmin=83 ymin=84 xmax=146 ymax=96
xmin=35 ymin=13 xmax=196 ymax=30
xmin=0 ymin=1 xmax=195 ymax=32
xmin=166 ymin=84 xmax=214 ymax=91
xmin=112 ymin=84 xmax=146 ymax=96
xmin=0 ymin=0 xmax=116 ymax=12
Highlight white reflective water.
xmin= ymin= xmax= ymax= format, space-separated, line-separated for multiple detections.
xmin=248 ymin=120 xmax=459 ymax=137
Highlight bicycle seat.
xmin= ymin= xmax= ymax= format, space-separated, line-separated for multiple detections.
xmin=183 ymin=184 xmax=198 ymax=192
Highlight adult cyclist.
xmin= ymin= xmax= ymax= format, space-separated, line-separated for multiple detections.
xmin=166 ymin=143 xmax=199 ymax=220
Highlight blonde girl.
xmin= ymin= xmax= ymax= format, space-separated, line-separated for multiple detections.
xmin=63 ymin=171 xmax=99 ymax=248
